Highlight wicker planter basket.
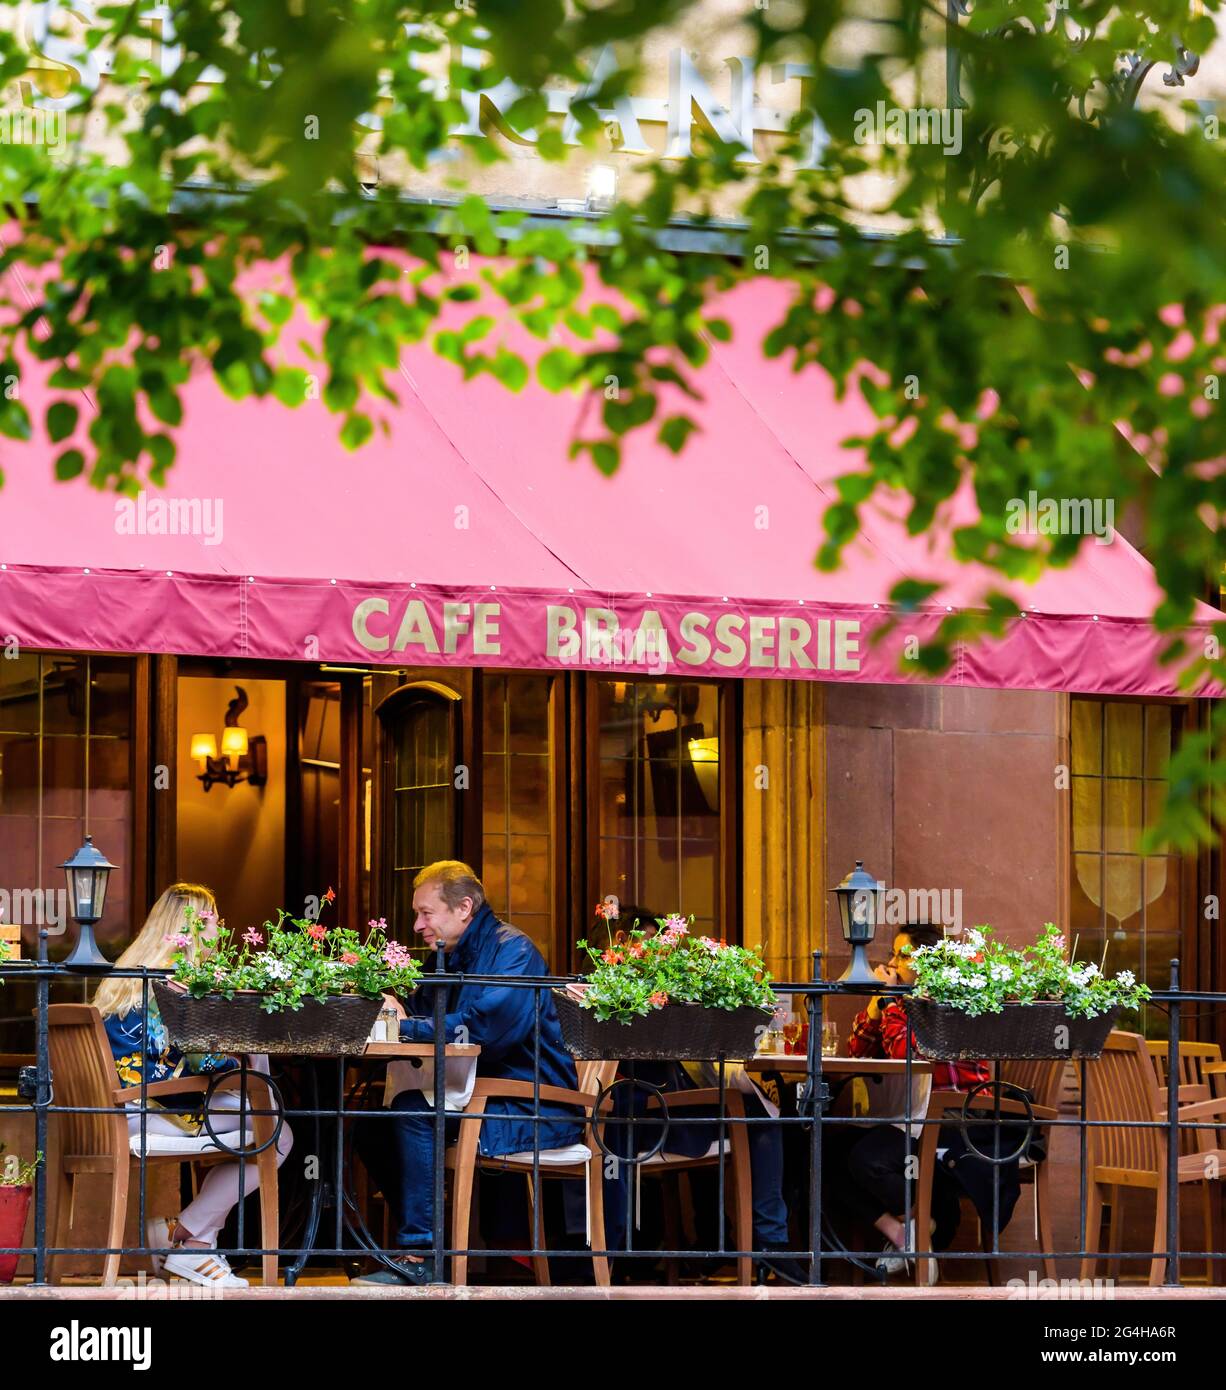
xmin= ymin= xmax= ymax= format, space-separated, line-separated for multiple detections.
xmin=153 ymin=980 xmax=381 ymax=1056
xmin=904 ymin=997 xmax=1119 ymax=1060
xmin=554 ymin=989 xmax=770 ymax=1061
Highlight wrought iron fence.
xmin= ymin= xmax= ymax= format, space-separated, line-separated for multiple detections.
xmin=1 ymin=951 xmax=1223 ymax=1288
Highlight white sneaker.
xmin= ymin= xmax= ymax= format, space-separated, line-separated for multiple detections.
xmin=146 ymin=1216 xmax=179 ymax=1275
xmin=875 ymin=1220 xmax=939 ymax=1284
xmin=164 ymin=1246 xmax=249 ymax=1289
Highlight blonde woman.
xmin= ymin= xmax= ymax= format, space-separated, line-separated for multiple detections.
xmin=94 ymin=883 xmax=293 ymax=1288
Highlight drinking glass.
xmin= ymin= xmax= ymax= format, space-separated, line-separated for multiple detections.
xmin=821 ymin=1022 xmax=840 ymax=1058
xmin=782 ymin=1012 xmax=804 ymax=1054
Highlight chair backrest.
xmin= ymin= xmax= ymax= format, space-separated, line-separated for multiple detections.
xmin=576 ymin=1059 xmax=619 ymax=1095
xmin=1085 ymin=1031 xmax=1164 ymax=1177
xmin=1146 ymin=1039 xmax=1223 ymax=1091
xmin=998 ymin=1057 xmax=1066 ymax=1113
xmin=46 ymin=1004 xmax=128 ymax=1162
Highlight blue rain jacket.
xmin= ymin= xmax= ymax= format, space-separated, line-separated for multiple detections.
xmin=399 ymin=904 xmax=582 ymax=1157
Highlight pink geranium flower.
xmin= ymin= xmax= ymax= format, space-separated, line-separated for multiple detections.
xmin=243 ymin=927 xmax=263 ymax=948
xmin=383 ymin=941 xmax=412 ymax=969
xmin=341 ymin=951 xmax=359 ymax=966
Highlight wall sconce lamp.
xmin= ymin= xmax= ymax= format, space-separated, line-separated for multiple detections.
xmin=586 ymin=162 xmax=617 ymax=212
xmin=192 ymin=685 xmax=268 ymax=793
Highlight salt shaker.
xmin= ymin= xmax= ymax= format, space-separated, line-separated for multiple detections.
xmin=380 ymin=1005 xmax=400 ymax=1043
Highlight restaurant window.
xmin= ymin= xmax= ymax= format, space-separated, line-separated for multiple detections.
xmin=591 ymin=679 xmax=724 ymax=938
xmin=297 ymin=680 xmax=342 ymax=915
xmin=0 ymin=653 xmax=134 ymax=1049
xmin=379 ymin=684 xmax=460 ymax=937
xmin=481 ymin=673 xmax=557 ymax=966
xmin=1071 ymin=698 xmax=1182 ymax=1036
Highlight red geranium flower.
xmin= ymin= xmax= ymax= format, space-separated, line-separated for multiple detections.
xmin=307 ymin=923 xmax=327 ymax=942
xmin=341 ymin=951 xmax=359 ymax=966
xmin=322 ymin=887 xmax=336 ymax=904
xmin=602 ymin=949 xmax=624 ymax=965
xmin=648 ymin=991 xmax=669 ymax=1007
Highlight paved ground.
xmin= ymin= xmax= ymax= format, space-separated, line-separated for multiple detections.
xmin=4 ymin=1282 xmax=1224 ymax=1300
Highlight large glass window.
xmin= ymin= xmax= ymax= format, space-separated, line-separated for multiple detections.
xmin=1071 ymin=698 xmax=1181 ymax=1035
xmin=0 ymin=653 xmax=133 ymax=1051
xmin=481 ymin=673 xmax=556 ymax=965
xmin=0 ymin=653 xmax=132 ymax=958
xmin=381 ymin=687 xmax=458 ymax=935
xmin=593 ymin=680 xmax=722 ymax=936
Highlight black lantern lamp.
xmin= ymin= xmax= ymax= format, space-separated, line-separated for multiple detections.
xmin=832 ymin=859 xmax=882 ymax=987
xmin=60 ymin=835 xmax=116 ymax=971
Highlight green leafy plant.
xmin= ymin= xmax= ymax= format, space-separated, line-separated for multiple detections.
xmin=575 ymin=907 xmax=775 ymax=1025
xmin=0 ymin=1145 xmax=42 ymax=1188
xmin=906 ymin=923 xmax=1152 ymax=1020
xmin=168 ymin=891 xmax=421 ymax=1014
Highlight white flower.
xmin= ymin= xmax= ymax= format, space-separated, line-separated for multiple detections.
xmin=967 ymin=928 xmax=986 ymax=948
xmin=941 ymin=966 xmax=963 ymax=984
xmin=262 ymin=956 xmax=292 ymax=982
xmin=967 ymin=974 xmax=987 ymax=990
xmin=990 ymin=963 xmax=1012 ymax=982
xmin=1117 ymin=969 xmax=1136 ymax=987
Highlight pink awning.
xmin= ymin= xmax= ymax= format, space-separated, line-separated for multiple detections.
xmin=0 ymin=272 xmax=1216 ymax=696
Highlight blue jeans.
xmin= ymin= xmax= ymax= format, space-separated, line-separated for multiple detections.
xmin=354 ymin=1091 xmax=458 ymax=1249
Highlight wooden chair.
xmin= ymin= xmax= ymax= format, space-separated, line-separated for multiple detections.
xmin=915 ymin=1087 xmax=1059 ymax=1287
xmin=1082 ymin=1031 xmax=1226 ymax=1285
xmin=998 ymin=1058 xmax=1066 ymax=1278
xmin=47 ymin=1004 xmax=281 ymax=1287
xmin=635 ymin=1084 xmax=754 ymax=1287
xmin=1146 ymin=1041 xmax=1224 ymax=1154
xmin=450 ymin=1058 xmax=618 ymax=1287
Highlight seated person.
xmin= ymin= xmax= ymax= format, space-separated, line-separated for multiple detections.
xmin=95 ymin=883 xmax=293 ymax=1290
xmin=353 ymin=860 xmax=581 ymax=1286
xmin=829 ymin=924 xmax=999 ymax=1274
xmin=594 ymin=904 xmax=804 ymax=1286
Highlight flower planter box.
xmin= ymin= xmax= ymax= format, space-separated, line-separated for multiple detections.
xmin=0 ymin=1185 xmax=31 ymax=1285
xmin=554 ymin=988 xmax=770 ymax=1061
xmin=153 ymin=980 xmax=382 ymax=1056
xmin=904 ymin=997 xmax=1119 ymax=1060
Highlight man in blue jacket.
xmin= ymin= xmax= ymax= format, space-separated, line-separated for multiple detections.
xmin=353 ymin=860 xmax=580 ymax=1285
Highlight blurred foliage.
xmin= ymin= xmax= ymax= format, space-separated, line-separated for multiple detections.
xmin=1 ymin=1 xmax=1225 ymax=846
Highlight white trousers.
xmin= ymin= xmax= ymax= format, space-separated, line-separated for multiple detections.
xmin=126 ymin=1065 xmax=293 ymax=1246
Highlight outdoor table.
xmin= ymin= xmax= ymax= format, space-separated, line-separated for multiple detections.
xmin=746 ymin=1052 xmax=934 ymax=1116
xmin=746 ymin=1054 xmax=935 ymax=1077
xmin=282 ymin=1041 xmax=481 ymax=1286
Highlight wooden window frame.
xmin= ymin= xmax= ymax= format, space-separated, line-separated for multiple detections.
xmin=1068 ymin=693 xmax=1201 ymax=1002
xmin=580 ymin=673 xmax=739 ymax=965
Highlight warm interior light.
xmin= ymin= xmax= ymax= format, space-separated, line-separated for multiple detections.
xmin=190 ymin=733 xmax=218 ymax=762
xmin=221 ymin=726 xmax=249 ymax=761
xmin=688 ymin=736 xmax=719 ymax=763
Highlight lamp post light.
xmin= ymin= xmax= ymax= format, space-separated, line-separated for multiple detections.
xmin=60 ymin=835 xmax=116 ymax=971
xmin=831 ymin=859 xmax=882 ymax=987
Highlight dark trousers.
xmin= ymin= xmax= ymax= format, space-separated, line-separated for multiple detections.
xmin=354 ymin=1090 xmax=458 ymax=1250
xmin=601 ymin=1081 xmax=790 ymax=1251
xmin=825 ymin=1121 xmax=962 ymax=1250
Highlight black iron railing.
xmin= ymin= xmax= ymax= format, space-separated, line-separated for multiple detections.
xmin=1 ymin=951 xmax=1223 ymax=1288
